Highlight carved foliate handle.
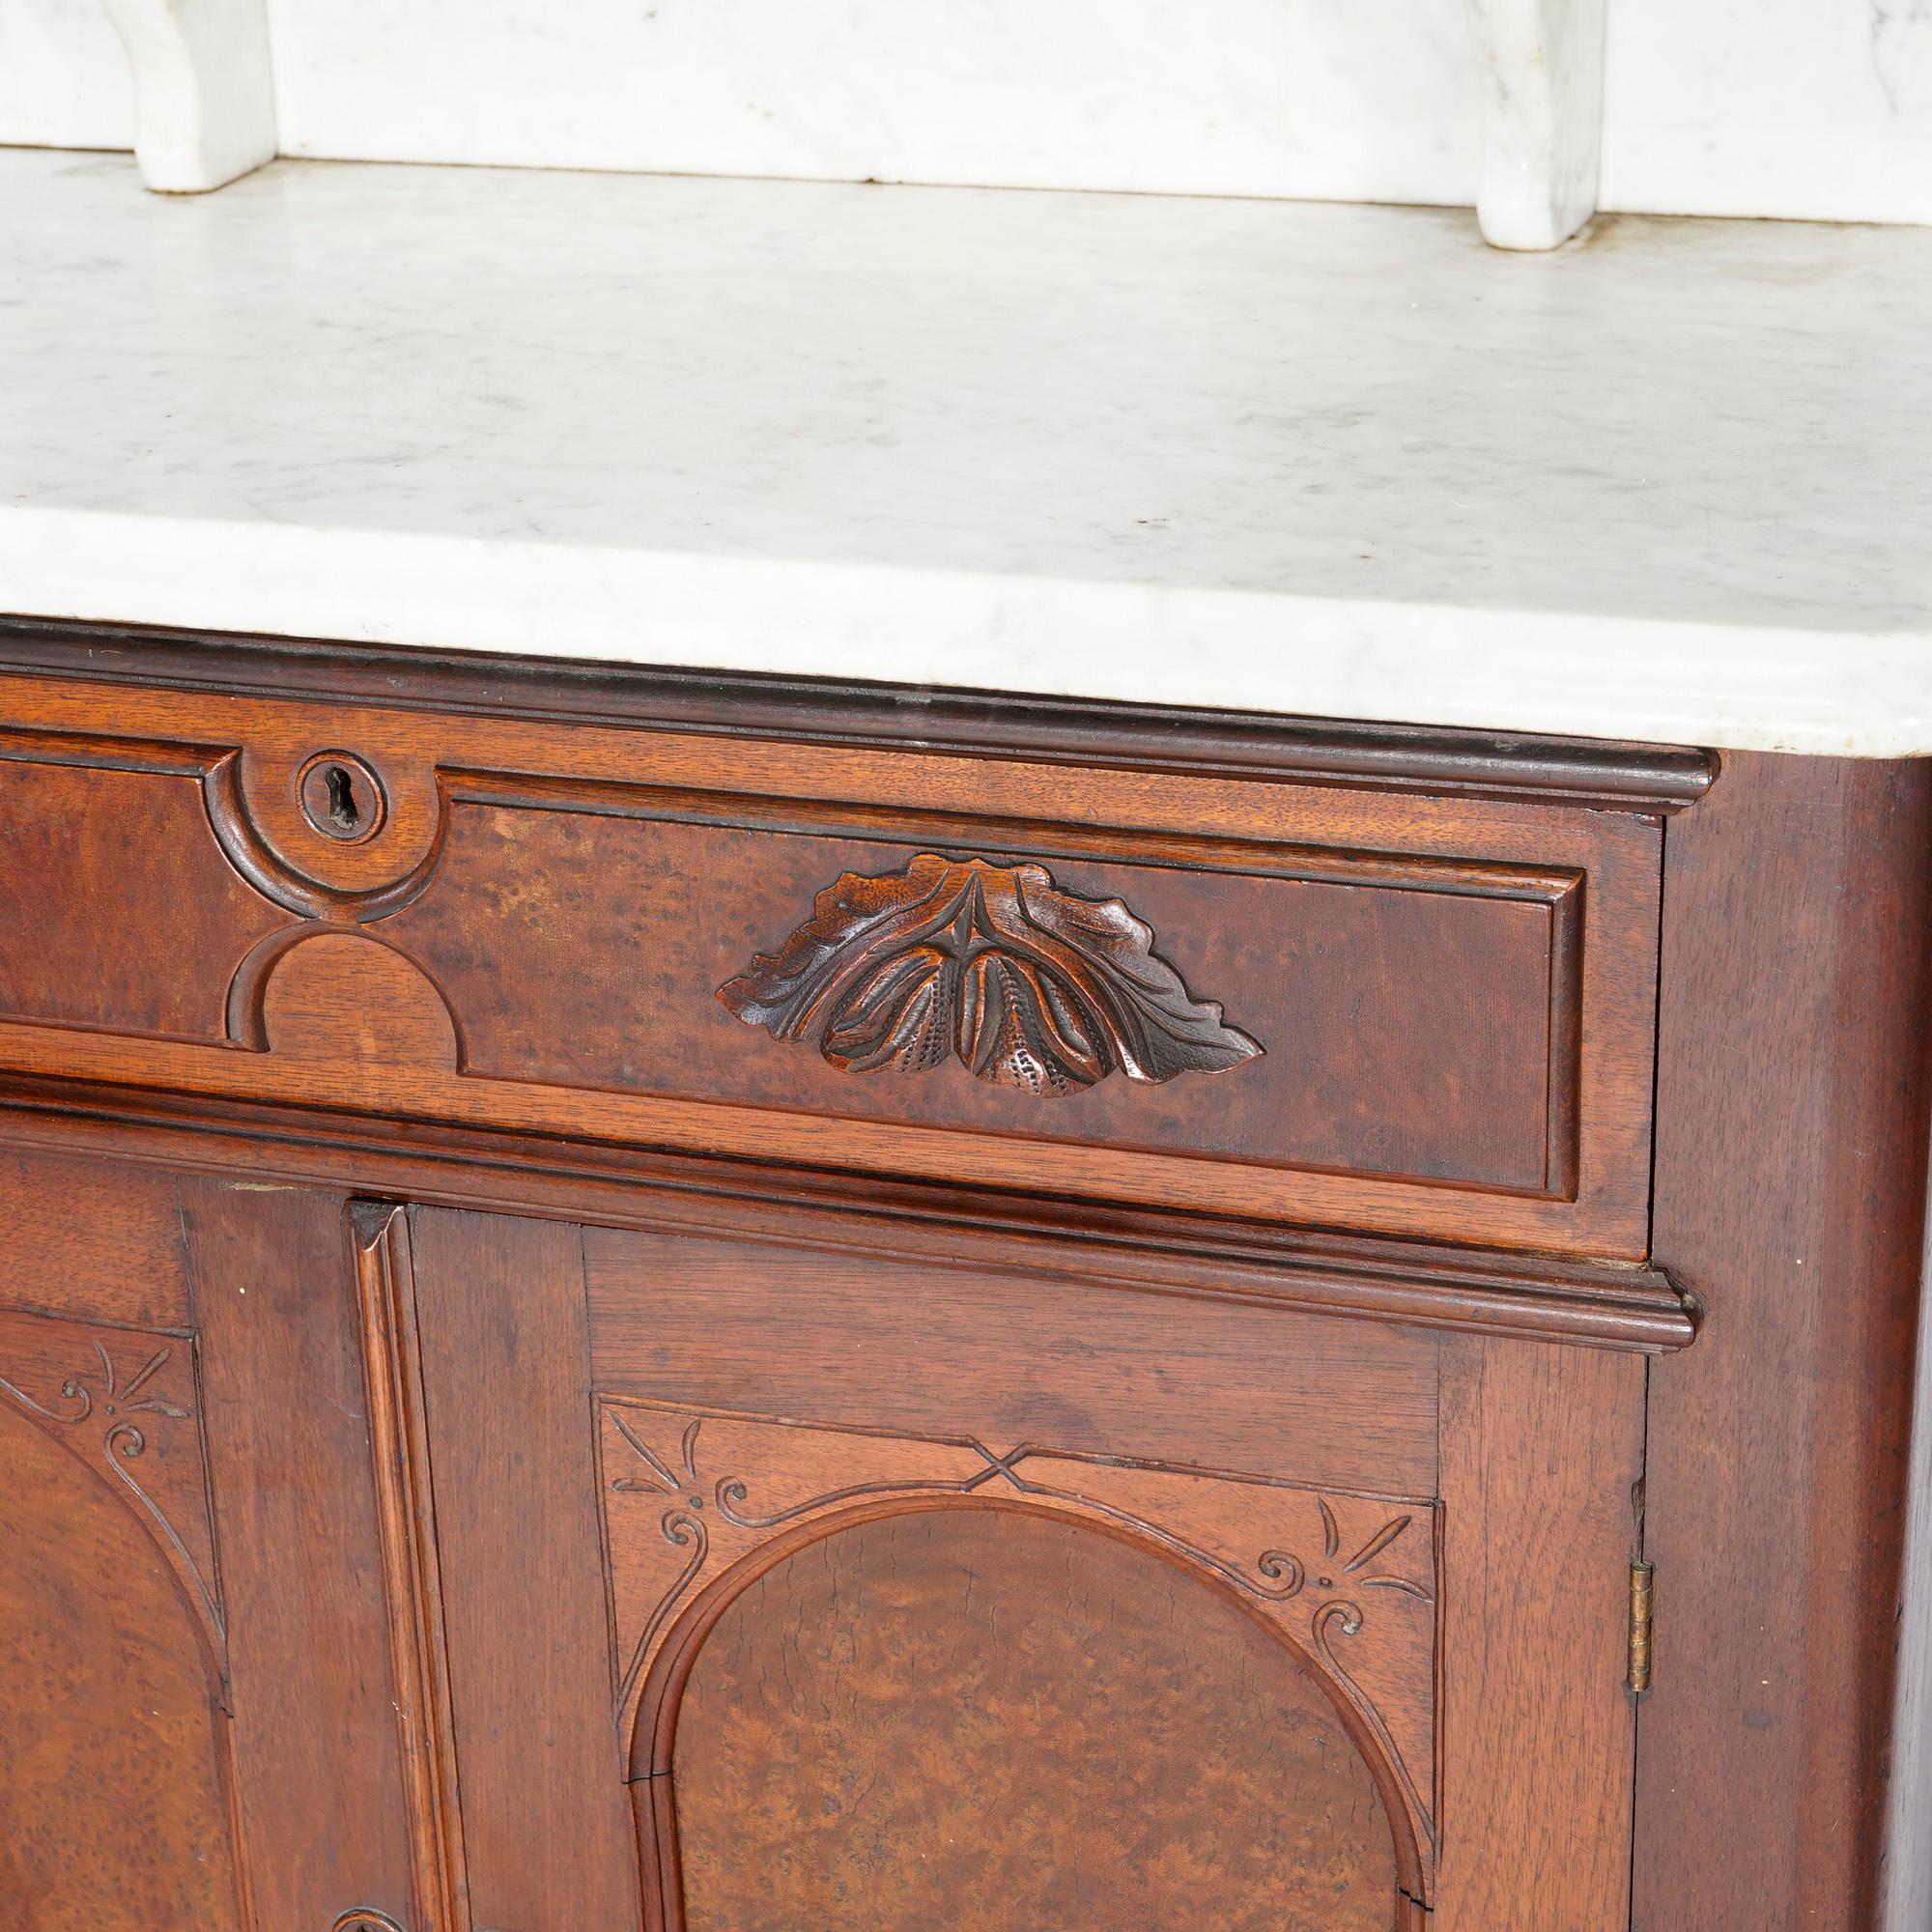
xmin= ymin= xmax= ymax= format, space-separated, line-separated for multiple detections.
xmin=718 ymin=854 xmax=1262 ymax=1097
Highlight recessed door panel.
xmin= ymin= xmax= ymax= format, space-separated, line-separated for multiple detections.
xmin=667 ymin=1505 xmax=1401 ymax=1932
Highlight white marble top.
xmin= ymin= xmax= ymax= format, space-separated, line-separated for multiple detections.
xmin=3 ymin=148 xmax=1929 ymax=753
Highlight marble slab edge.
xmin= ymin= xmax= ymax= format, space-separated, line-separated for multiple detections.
xmin=0 ymin=506 xmax=1923 ymax=757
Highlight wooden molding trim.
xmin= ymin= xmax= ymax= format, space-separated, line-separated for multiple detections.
xmin=350 ymin=1206 xmax=469 ymax=1932
xmin=0 ymin=1078 xmax=1695 ymax=1354
xmin=0 ymin=614 xmax=1718 ymax=813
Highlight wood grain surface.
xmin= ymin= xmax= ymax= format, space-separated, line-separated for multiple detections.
xmin=405 ymin=1206 xmax=643 ymax=1932
xmin=4 ymin=627 xmax=1926 ymax=1932
xmin=0 ymin=1080 xmax=1695 ymax=1352
xmin=182 ymin=1179 xmax=422 ymax=1932
xmin=0 ymin=757 xmax=291 ymax=1043
xmin=667 ymin=1506 xmax=1406 ymax=1932
xmin=351 ymin=1206 xmax=469 ymax=1932
xmin=583 ymin=1225 xmax=1441 ymax=1499
xmin=0 ymin=1398 xmax=242 ymax=1932
xmin=0 ymin=1303 xmax=223 ymax=1651
xmin=0 ymin=651 xmax=1663 ymax=1253
xmin=0 ymin=616 xmax=1720 ymax=814
xmin=1637 ymin=752 xmax=1932 ymax=1932
xmin=0 ymin=1147 xmax=192 ymax=1330
xmin=1435 ymin=1333 xmax=1644 ymax=1932
xmin=603 ymin=1400 xmax=1439 ymax=1878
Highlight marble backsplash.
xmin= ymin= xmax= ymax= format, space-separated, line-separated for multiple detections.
xmin=2 ymin=0 xmax=1929 ymax=224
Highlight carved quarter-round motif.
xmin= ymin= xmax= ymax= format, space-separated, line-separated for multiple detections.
xmin=297 ymin=750 xmax=388 ymax=845
xmin=205 ymin=737 xmax=444 ymax=922
xmin=718 ymin=853 xmax=1262 ymax=1097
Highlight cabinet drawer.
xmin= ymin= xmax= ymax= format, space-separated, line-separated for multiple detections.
xmin=0 ymin=643 xmax=1678 ymax=1256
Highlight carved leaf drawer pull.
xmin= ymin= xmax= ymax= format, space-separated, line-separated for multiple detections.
xmin=718 ymin=854 xmax=1262 ymax=1096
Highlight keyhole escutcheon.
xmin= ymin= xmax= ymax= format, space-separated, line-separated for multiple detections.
xmin=297 ymin=751 xmax=387 ymax=844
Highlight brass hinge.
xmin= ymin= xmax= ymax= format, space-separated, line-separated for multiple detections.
xmin=1628 ymin=1559 xmax=1656 ymax=1694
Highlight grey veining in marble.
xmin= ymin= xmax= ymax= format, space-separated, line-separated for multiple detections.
xmin=1465 ymin=0 xmax=1604 ymax=248
xmin=1 ymin=150 xmax=1928 ymax=751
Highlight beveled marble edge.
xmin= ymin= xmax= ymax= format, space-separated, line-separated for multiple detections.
xmin=2 ymin=506 xmax=1923 ymax=757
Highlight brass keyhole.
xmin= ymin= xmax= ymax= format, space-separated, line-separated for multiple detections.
xmin=298 ymin=751 xmax=387 ymax=844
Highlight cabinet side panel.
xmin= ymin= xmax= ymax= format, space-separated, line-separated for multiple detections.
xmin=1640 ymin=753 xmax=1932 ymax=1932
xmin=1435 ymin=1333 xmax=1643 ymax=1932
xmin=406 ymin=1205 xmax=643 ymax=1932
xmin=182 ymin=1179 xmax=421 ymax=1931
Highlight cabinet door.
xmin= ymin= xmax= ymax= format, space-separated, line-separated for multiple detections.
xmin=0 ymin=1160 xmax=435 ymax=1932
xmin=394 ymin=1203 xmax=1648 ymax=1932
xmin=0 ymin=1155 xmax=242 ymax=1932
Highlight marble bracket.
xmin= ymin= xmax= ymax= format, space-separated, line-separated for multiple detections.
xmin=1464 ymin=0 xmax=1606 ymax=250
xmin=103 ymin=0 xmax=277 ymax=193
xmin=93 ymin=0 xmax=1605 ymax=233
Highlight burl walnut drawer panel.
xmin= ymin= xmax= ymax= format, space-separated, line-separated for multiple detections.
xmin=0 ymin=663 xmax=1664 ymax=1254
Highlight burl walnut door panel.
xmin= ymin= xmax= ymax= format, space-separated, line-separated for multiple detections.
xmin=401 ymin=1203 xmax=1647 ymax=1932
xmin=661 ymin=1504 xmax=1402 ymax=1932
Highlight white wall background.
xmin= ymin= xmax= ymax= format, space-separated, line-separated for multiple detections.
xmin=0 ymin=0 xmax=129 ymax=150
xmin=4 ymin=0 xmax=1930 ymax=224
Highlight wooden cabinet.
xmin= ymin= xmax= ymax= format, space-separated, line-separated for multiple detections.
xmin=0 ymin=620 xmax=1926 ymax=1931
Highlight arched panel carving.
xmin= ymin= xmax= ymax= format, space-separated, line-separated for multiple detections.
xmin=233 ymin=926 xmax=465 ymax=1071
xmin=0 ymin=1400 xmax=242 ymax=1931
xmin=205 ymin=742 xmax=448 ymax=920
xmin=606 ymin=1400 xmax=1435 ymax=1925
xmin=0 ymin=1305 xmax=225 ymax=1654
